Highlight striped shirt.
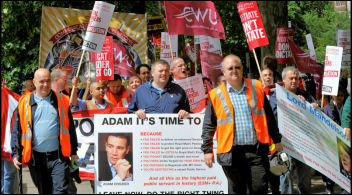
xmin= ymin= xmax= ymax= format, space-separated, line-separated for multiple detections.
xmin=226 ymin=81 xmax=257 ymax=145
xmin=32 ymin=92 xmax=59 ymax=152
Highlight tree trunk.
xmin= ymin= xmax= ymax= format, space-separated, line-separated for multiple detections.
xmin=257 ymin=1 xmax=288 ymax=64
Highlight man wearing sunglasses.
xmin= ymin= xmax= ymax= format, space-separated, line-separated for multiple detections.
xmin=201 ymin=54 xmax=283 ymax=194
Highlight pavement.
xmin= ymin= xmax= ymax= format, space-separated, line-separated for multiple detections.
xmin=20 ymin=167 xmax=343 ymax=194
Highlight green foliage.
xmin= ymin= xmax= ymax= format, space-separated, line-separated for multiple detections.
xmin=288 ymin=1 xmax=350 ymax=64
xmin=1 ymin=1 xmax=141 ymax=93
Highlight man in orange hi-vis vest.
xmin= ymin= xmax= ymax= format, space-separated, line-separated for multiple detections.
xmin=71 ymin=77 xmax=113 ymax=111
xmin=201 ymin=54 xmax=283 ymax=194
xmin=11 ymin=68 xmax=78 ymax=194
xmin=105 ymin=74 xmax=131 ymax=108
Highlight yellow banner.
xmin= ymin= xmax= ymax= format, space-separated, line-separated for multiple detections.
xmin=39 ymin=6 xmax=148 ymax=80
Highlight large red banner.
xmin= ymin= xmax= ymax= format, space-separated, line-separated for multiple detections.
xmin=237 ymin=1 xmax=269 ymax=50
xmin=275 ymin=28 xmax=294 ymax=64
xmin=164 ymin=1 xmax=225 ymax=40
xmin=96 ymin=36 xmax=114 ymax=81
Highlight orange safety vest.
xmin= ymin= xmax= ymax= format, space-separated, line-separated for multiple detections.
xmin=22 ymin=88 xmax=32 ymax=97
xmin=85 ymin=99 xmax=113 ymax=110
xmin=18 ymin=91 xmax=71 ymax=163
xmin=209 ymin=78 xmax=270 ymax=154
xmin=105 ymin=86 xmax=131 ymax=108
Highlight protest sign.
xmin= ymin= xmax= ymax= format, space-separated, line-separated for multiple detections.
xmin=40 ymin=7 xmax=148 ymax=80
xmin=196 ymin=35 xmax=222 ymax=55
xmin=160 ymin=32 xmax=178 ymax=65
xmin=275 ymin=28 xmax=294 ymax=64
xmin=174 ymin=75 xmax=205 ymax=111
xmin=72 ymin=107 xmax=127 ymax=180
xmin=82 ymin=1 xmax=115 ymax=53
xmin=94 ymin=114 xmax=227 ymax=194
xmin=322 ymin=46 xmax=343 ymax=96
xmin=337 ymin=30 xmax=351 ymax=68
xmin=95 ymin=36 xmax=114 ymax=81
xmin=164 ymin=1 xmax=225 ymax=39
xmin=237 ymin=1 xmax=269 ymax=51
xmin=305 ymin=33 xmax=317 ymax=61
xmin=276 ymin=84 xmax=350 ymax=193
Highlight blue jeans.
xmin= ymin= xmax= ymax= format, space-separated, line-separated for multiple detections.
xmin=280 ymin=155 xmax=312 ymax=194
xmin=1 ymin=160 xmax=16 ymax=194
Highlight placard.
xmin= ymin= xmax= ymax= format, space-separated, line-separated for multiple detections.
xmin=322 ymin=46 xmax=343 ymax=96
xmin=82 ymin=1 xmax=115 ymax=53
xmin=276 ymin=84 xmax=350 ymax=193
xmin=237 ymin=1 xmax=269 ymax=50
xmin=275 ymin=27 xmax=294 ymax=64
xmin=94 ymin=114 xmax=228 ymax=194
xmin=160 ymin=32 xmax=178 ymax=65
xmin=174 ymin=75 xmax=205 ymax=111
xmin=96 ymin=36 xmax=114 ymax=80
xmin=337 ymin=30 xmax=351 ymax=68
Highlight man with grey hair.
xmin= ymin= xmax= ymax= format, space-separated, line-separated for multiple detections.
xmin=170 ymin=57 xmax=188 ymax=81
xmin=128 ymin=59 xmax=190 ymax=119
xmin=201 ymin=54 xmax=283 ymax=194
xmin=269 ymin=66 xmax=318 ymax=194
xmin=51 ymin=69 xmax=69 ymax=95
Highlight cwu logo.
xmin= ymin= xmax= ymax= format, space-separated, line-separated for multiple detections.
xmin=174 ymin=7 xmax=218 ymax=25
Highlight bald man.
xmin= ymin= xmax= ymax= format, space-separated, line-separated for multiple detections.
xmin=201 ymin=54 xmax=283 ymax=194
xmin=71 ymin=77 xmax=113 ymax=111
xmin=11 ymin=68 xmax=78 ymax=194
xmin=170 ymin=57 xmax=188 ymax=81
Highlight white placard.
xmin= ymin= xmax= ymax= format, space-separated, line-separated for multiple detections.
xmin=82 ymin=1 xmax=115 ymax=53
xmin=196 ymin=35 xmax=222 ymax=56
xmin=174 ymin=75 xmax=205 ymax=111
xmin=276 ymin=84 xmax=350 ymax=193
xmin=322 ymin=46 xmax=343 ymax=96
xmin=337 ymin=30 xmax=351 ymax=68
xmin=94 ymin=114 xmax=228 ymax=194
xmin=305 ymin=34 xmax=317 ymax=61
xmin=160 ymin=32 xmax=178 ymax=65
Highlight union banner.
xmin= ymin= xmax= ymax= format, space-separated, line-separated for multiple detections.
xmin=39 ymin=6 xmax=148 ymax=81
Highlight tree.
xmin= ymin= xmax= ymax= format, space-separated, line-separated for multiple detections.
xmin=288 ymin=1 xmax=350 ymax=64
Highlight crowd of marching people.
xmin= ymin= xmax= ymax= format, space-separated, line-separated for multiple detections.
xmin=1 ymin=54 xmax=351 ymax=194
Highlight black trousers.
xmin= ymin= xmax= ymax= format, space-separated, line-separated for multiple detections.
xmin=222 ymin=145 xmax=269 ymax=194
xmin=28 ymin=151 xmax=70 ymax=194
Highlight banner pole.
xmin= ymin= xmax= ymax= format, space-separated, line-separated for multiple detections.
xmin=88 ymin=58 xmax=91 ymax=78
xmin=70 ymin=50 xmax=86 ymax=104
xmin=168 ymin=34 xmax=174 ymax=60
xmin=194 ymin=38 xmax=197 ymax=75
xmin=252 ymin=49 xmax=265 ymax=85
xmin=321 ymin=94 xmax=324 ymax=109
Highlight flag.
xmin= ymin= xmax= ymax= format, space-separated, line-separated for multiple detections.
xmin=1 ymin=87 xmax=20 ymax=161
xmin=164 ymin=1 xmax=225 ymax=39
xmin=288 ymin=39 xmax=324 ymax=75
xmin=288 ymin=39 xmax=324 ymax=100
xmin=200 ymin=50 xmax=223 ymax=83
